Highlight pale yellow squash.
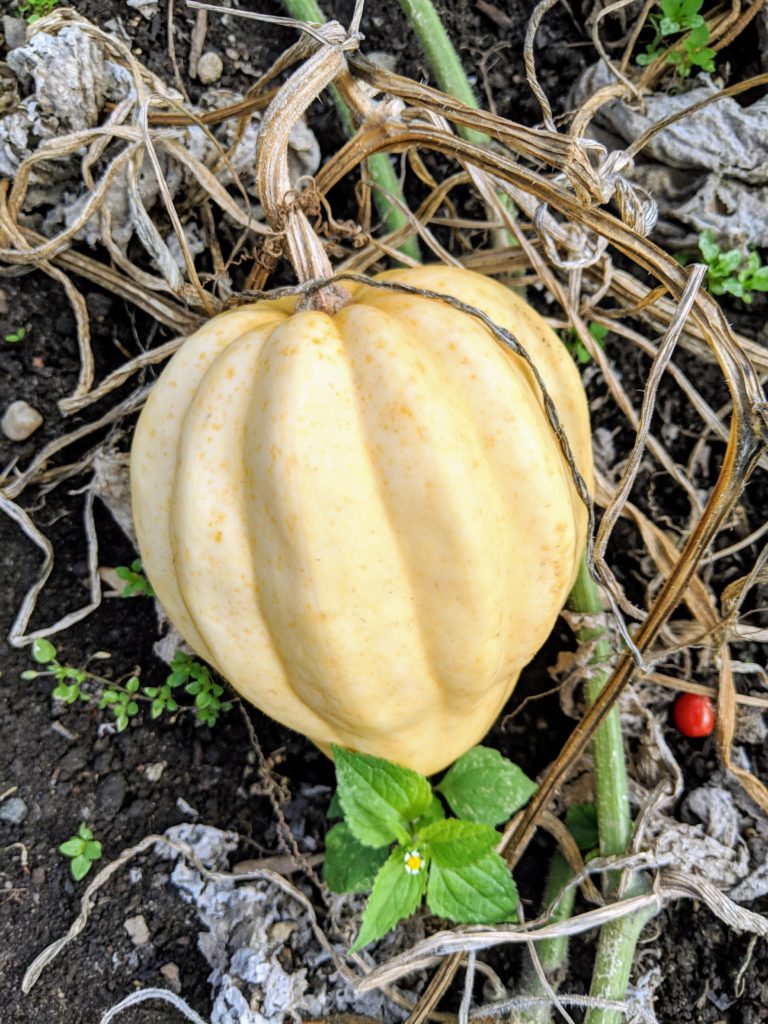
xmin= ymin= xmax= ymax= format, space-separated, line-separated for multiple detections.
xmin=131 ymin=267 xmax=592 ymax=774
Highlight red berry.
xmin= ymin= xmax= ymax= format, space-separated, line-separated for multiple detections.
xmin=673 ymin=693 xmax=716 ymax=738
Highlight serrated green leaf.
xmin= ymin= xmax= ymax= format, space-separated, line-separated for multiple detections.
xmin=350 ymin=846 xmax=426 ymax=952
xmin=84 ymin=841 xmax=102 ymax=860
xmin=427 ymin=852 xmax=518 ymax=923
xmin=564 ymin=802 xmax=599 ymax=852
xmin=327 ymin=791 xmax=344 ymax=820
xmin=126 ymin=676 xmax=140 ymax=693
xmin=323 ymin=823 xmax=390 ymax=893
xmin=32 ymin=638 xmax=57 ymax=664
xmin=438 ymin=746 xmax=537 ymax=825
xmin=332 ymin=746 xmax=431 ymax=848
xmin=59 ymin=837 xmax=84 ymax=857
xmin=415 ymin=795 xmax=446 ymax=829
xmin=418 ymin=819 xmax=499 ymax=868
xmin=70 ymin=854 xmax=92 ymax=881
xmin=749 ymin=266 xmax=768 ymax=290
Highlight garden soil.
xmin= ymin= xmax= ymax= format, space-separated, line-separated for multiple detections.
xmin=1 ymin=2 xmax=767 ymax=1022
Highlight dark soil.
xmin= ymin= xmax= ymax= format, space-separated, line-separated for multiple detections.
xmin=1 ymin=2 xmax=767 ymax=1023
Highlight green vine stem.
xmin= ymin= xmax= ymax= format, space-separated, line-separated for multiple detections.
xmin=568 ymin=557 xmax=631 ymax=869
xmin=395 ymin=0 xmax=488 ymax=147
xmin=568 ymin=556 xmax=650 ymax=1024
xmin=518 ymin=851 xmax=577 ymax=1024
xmin=280 ymin=0 xmax=421 ymax=262
xmin=395 ymin=0 xmax=517 ymax=246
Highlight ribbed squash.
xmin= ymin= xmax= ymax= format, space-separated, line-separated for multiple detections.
xmin=131 ymin=266 xmax=592 ymax=774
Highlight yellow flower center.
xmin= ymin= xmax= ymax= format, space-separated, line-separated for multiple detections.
xmin=404 ymin=850 xmax=423 ymax=874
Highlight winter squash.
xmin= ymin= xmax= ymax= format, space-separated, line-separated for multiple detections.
xmin=130 ymin=266 xmax=592 ymax=774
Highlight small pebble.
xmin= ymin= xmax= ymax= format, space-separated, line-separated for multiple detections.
xmin=124 ymin=914 xmax=150 ymax=946
xmin=144 ymin=761 xmax=166 ymax=783
xmin=0 ymin=797 xmax=28 ymax=825
xmin=2 ymin=15 xmax=27 ymax=50
xmin=176 ymin=796 xmax=199 ymax=818
xmin=269 ymin=920 xmax=298 ymax=944
xmin=197 ymin=51 xmax=224 ymax=85
xmin=160 ymin=962 xmax=181 ymax=993
xmin=2 ymin=400 xmax=43 ymax=442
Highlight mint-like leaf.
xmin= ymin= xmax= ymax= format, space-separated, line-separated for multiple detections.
xmin=415 ymin=795 xmax=446 ymax=829
xmin=327 ymin=791 xmax=343 ymax=820
xmin=418 ymin=819 xmax=499 ymax=868
xmin=427 ymin=852 xmax=518 ymax=923
xmin=350 ymin=846 xmax=427 ymax=952
xmin=564 ymin=803 xmax=599 ymax=852
xmin=332 ymin=746 xmax=431 ymax=848
xmin=439 ymin=746 xmax=537 ymax=825
xmin=323 ymin=823 xmax=389 ymax=893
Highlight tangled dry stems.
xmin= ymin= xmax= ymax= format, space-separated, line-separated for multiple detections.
xmin=3 ymin=2 xmax=768 ymax=1020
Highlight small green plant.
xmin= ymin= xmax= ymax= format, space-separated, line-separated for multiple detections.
xmin=22 ymin=640 xmax=232 ymax=730
xmin=59 ymin=823 xmax=102 ymax=881
xmin=698 ymin=230 xmax=768 ymax=303
xmin=3 ymin=327 xmax=26 ymax=344
xmin=561 ymin=321 xmax=609 ymax=365
xmin=323 ymin=745 xmax=536 ymax=951
xmin=15 ymin=0 xmax=58 ymax=23
xmin=115 ymin=559 xmax=155 ymax=598
xmin=636 ymin=0 xmax=715 ymax=77
xmin=147 ymin=650 xmax=233 ymax=727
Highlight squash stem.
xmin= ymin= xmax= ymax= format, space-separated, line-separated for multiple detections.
xmin=395 ymin=0 xmax=517 ymax=245
xmin=568 ymin=556 xmax=650 ymax=1024
xmin=279 ymin=0 xmax=421 ymax=262
xmin=395 ymin=0 xmax=488 ymax=147
xmin=517 ymin=851 xmax=576 ymax=1024
xmin=567 ymin=558 xmax=631 ymax=866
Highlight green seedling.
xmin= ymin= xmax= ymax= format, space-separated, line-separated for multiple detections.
xmin=15 ymin=0 xmax=58 ymax=23
xmin=23 ymin=640 xmax=231 ymax=730
xmin=698 ymin=230 xmax=768 ymax=303
xmin=636 ymin=0 xmax=715 ymax=77
xmin=323 ymin=744 xmax=536 ymax=951
xmin=115 ymin=559 xmax=155 ymax=597
xmin=59 ymin=823 xmax=102 ymax=881
xmin=145 ymin=650 xmax=233 ymax=727
xmin=561 ymin=321 xmax=609 ymax=365
xmin=3 ymin=328 xmax=26 ymax=344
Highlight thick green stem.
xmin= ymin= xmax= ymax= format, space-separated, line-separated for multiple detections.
xmin=584 ymin=908 xmax=654 ymax=1024
xmin=396 ymin=0 xmax=517 ymax=247
xmin=280 ymin=0 xmax=421 ymax=261
xmin=568 ymin=557 xmax=649 ymax=1024
xmin=518 ymin=852 xmax=576 ymax=1024
xmin=568 ymin=559 xmax=631 ymax=867
xmin=395 ymin=0 xmax=488 ymax=147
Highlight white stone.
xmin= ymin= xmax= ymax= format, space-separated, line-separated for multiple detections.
xmin=2 ymin=400 xmax=43 ymax=441
xmin=197 ymin=52 xmax=224 ymax=85
xmin=124 ymin=913 xmax=150 ymax=946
